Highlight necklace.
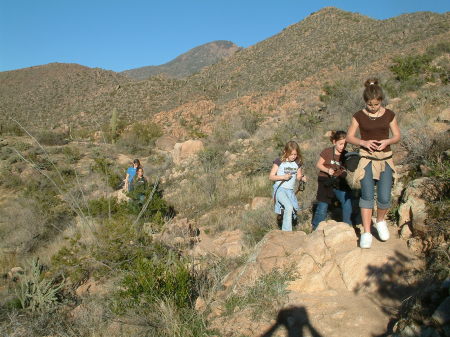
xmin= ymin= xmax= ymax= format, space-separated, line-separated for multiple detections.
xmin=365 ymin=108 xmax=380 ymax=120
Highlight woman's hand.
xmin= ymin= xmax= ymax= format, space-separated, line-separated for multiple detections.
xmin=360 ymin=139 xmax=380 ymax=152
xmin=327 ymin=168 xmax=335 ymax=176
xmin=376 ymin=139 xmax=390 ymax=151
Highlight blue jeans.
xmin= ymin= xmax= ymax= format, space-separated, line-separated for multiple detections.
xmin=274 ymin=186 xmax=299 ymax=231
xmin=312 ymin=189 xmax=353 ymax=229
xmin=359 ymin=162 xmax=393 ymax=209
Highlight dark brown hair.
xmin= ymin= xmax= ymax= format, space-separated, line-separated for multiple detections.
xmin=363 ymin=78 xmax=384 ymax=102
xmin=330 ymin=130 xmax=347 ymax=143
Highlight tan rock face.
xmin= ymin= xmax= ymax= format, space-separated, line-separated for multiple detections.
xmin=155 ymin=135 xmax=177 ymax=152
xmin=213 ymin=221 xmax=421 ymax=337
xmin=191 ymin=229 xmax=246 ymax=259
xmin=250 ymin=197 xmax=271 ymax=210
xmin=224 ymin=222 xmax=418 ymax=294
xmin=172 ymin=139 xmax=204 ymax=165
xmin=398 ymin=177 xmax=444 ymax=236
xmin=438 ymin=107 xmax=450 ymax=122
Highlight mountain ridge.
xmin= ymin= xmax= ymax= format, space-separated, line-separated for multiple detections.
xmin=0 ymin=7 xmax=448 ymax=132
xmin=120 ymin=40 xmax=241 ymax=80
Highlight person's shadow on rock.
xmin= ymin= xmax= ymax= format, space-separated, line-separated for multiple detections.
xmin=260 ymin=306 xmax=323 ymax=337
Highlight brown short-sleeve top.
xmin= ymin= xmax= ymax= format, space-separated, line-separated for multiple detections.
xmin=353 ymin=109 xmax=395 ymax=152
xmin=318 ymin=147 xmax=346 ymax=178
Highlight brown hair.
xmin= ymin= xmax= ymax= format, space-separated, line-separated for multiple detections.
xmin=281 ymin=141 xmax=303 ymax=165
xmin=330 ymin=130 xmax=347 ymax=143
xmin=363 ymin=78 xmax=384 ymax=102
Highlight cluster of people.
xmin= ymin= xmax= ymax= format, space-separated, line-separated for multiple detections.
xmin=271 ymin=78 xmax=400 ymax=249
xmin=123 ymin=159 xmax=148 ymax=204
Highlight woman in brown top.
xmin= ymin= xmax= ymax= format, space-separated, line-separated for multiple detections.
xmin=346 ymin=78 xmax=400 ymax=249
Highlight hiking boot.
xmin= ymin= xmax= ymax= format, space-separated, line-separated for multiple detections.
xmin=375 ymin=220 xmax=390 ymax=241
xmin=360 ymin=232 xmax=372 ymax=249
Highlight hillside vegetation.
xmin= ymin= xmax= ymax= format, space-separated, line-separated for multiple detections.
xmin=1 ymin=7 xmax=448 ymax=134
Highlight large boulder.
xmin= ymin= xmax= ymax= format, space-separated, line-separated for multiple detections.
xmin=398 ymin=177 xmax=445 ymax=236
xmin=172 ymin=139 xmax=204 ymax=165
xmin=191 ymin=229 xmax=246 ymax=259
xmin=223 ymin=221 xmax=418 ymax=294
xmin=211 ymin=221 xmax=421 ymax=337
xmin=155 ymin=135 xmax=177 ymax=152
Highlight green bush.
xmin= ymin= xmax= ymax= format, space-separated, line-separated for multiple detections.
xmin=35 ymin=131 xmax=68 ymax=146
xmin=390 ymin=55 xmax=432 ymax=82
xmin=388 ymin=43 xmax=450 ymax=95
xmin=198 ymin=148 xmax=224 ymax=173
xmin=90 ymin=157 xmax=123 ymax=189
xmin=62 ymin=146 xmax=82 ymax=163
xmin=117 ymin=122 xmax=163 ymax=154
xmin=241 ymin=111 xmax=263 ymax=135
xmin=114 ymin=246 xmax=193 ymax=312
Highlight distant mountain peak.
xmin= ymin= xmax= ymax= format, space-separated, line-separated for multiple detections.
xmin=121 ymin=40 xmax=242 ymax=80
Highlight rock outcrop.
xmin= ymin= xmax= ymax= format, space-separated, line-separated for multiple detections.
xmin=211 ymin=221 xmax=421 ymax=337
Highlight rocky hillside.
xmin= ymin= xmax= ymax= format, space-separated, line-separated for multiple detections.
xmin=1 ymin=7 xmax=448 ymax=132
xmin=121 ymin=40 xmax=241 ymax=80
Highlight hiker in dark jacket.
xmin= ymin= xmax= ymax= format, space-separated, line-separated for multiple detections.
xmin=130 ymin=167 xmax=147 ymax=204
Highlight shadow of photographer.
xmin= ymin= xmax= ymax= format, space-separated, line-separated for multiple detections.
xmin=260 ymin=306 xmax=323 ymax=337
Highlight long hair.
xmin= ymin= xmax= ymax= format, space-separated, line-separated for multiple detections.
xmin=281 ymin=141 xmax=303 ymax=165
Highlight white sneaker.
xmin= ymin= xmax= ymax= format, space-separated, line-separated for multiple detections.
xmin=375 ymin=221 xmax=390 ymax=241
xmin=360 ymin=232 xmax=373 ymax=249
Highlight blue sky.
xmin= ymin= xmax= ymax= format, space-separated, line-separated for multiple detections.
xmin=0 ymin=0 xmax=448 ymax=72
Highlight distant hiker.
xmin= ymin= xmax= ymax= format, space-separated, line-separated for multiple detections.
xmin=130 ymin=167 xmax=147 ymax=204
xmin=311 ymin=131 xmax=354 ymax=230
xmin=346 ymin=78 xmax=400 ymax=249
xmin=124 ymin=159 xmax=141 ymax=192
xmin=269 ymin=141 xmax=307 ymax=231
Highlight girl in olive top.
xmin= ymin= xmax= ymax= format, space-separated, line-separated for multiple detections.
xmin=346 ymin=78 xmax=400 ymax=249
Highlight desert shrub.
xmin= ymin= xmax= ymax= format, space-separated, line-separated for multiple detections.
xmin=387 ymin=43 xmax=450 ymax=96
xmin=240 ymin=207 xmax=276 ymax=246
xmin=271 ymin=111 xmax=329 ymax=149
xmin=401 ymin=132 xmax=450 ymax=176
xmin=198 ymin=148 xmax=225 ymax=173
xmin=390 ymin=54 xmax=432 ymax=82
xmin=0 ymin=167 xmax=22 ymax=188
xmin=207 ymin=120 xmax=234 ymax=152
xmin=86 ymin=191 xmax=169 ymax=225
xmin=15 ymin=258 xmax=64 ymax=312
xmin=0 ymin=120 xmax=25 ymax=136
xmin=224 ymin=267 xmax=296 ymax=319
xmin=241 ymin=110 xmax=263 ymax=135
xmin=319 ymin=78 xmax=364 ymax=125
xmin=62 ymin=146 xmax=82 ymax=163
xmin=238 ymin=146 xmax=277 ymax=176
xmin=50 ymin=235 xmax=90 ymax=286
xmin=117 ymin=121 xmax=162 ymax=155
xmin=35 ymin=131 xmax=68 ymax=146
xmin=90 ymin=157 xmax=123 ymax=189
xmin=113 ymin=246 xmax=193 ymax=312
